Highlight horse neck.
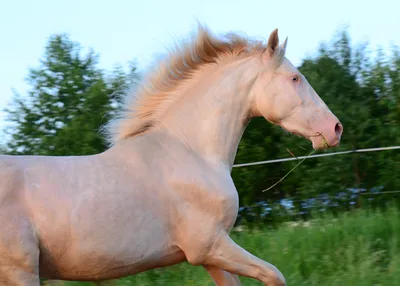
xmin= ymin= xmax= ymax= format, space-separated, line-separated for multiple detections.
xmin=159 ymin=58 xmax=258 ymax=171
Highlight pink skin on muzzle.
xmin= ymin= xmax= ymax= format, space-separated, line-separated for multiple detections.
xmin=310 ymin=119 xmax=343 ymax=150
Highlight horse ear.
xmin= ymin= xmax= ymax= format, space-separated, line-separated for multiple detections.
xmin=262 ymin=28 xmax=279 ymax=62
xmin=282 ymin=37 xmax=288 ymax=51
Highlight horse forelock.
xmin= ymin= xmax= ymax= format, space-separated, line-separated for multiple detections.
xmin=103 ymin=25 xmax=274 ymax=146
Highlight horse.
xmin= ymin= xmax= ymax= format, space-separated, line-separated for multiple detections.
xmin=0 ymin=25 xmax=343 ymax=286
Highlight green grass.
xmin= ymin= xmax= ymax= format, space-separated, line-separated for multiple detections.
xmin=46 ymin=207 xmax=400 ymax=285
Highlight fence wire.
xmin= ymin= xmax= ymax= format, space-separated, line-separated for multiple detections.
xmin=233 ymin=145 xmax=400 ymax=210
xmin=233 ymin=145 xmax=400 ymax=168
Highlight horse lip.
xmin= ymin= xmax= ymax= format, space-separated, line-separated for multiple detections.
xmin=329 ymin=137 xmax=340 ymax=147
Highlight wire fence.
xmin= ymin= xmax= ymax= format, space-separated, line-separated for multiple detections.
xmin=232 ymin=145 xmax=400 ymax=214
xmin=233 ymin=145 xmax=400 ymax=168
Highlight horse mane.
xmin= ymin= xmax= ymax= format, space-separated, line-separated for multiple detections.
xmin=103 ymin=25 xmax=284 ymax=146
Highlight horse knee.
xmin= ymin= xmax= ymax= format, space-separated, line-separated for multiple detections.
xmin=258 ymin=267 xmax=286 ymax=286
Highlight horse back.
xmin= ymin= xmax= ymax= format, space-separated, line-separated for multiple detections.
xmin=0 ymin=154 xmax=28 ymax=205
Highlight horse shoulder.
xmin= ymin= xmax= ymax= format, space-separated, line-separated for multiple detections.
xmin=168 ymin=159 xmax=239 ymax=230
xmin=166 ymin=162 xmax=239 ymax=266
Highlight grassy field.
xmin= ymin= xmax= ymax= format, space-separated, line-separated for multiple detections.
xmin=46 ymin=206 xmax=400 ymax=285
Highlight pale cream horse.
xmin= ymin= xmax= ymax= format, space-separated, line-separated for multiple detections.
xmin=0 ymin=26 xmax=343 ymax=286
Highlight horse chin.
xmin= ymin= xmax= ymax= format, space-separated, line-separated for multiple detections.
xmin=310 ymin=136 xmax=330 ymax=150
xmin=282 ymin=127 xmax=324 ymax=150
xmin=281 ymin=124 xmax=311 ymax=143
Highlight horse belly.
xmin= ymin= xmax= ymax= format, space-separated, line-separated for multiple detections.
xmin=39 ymin=211 xmax=184 ymax=280
xmin=20 ymin=154 xmax=184 ymax=280
xmin=35 ymin=188 xmax=181 ymax=280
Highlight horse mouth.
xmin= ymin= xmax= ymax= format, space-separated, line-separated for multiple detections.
xmin=310 ymin=133 xmax=340 ymax=150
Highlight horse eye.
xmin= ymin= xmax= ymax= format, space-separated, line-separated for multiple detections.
xmin=292 ymin=75 xmax=299 ymax=82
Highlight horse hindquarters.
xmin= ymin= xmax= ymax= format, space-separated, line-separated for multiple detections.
xmin=0 ymin=160 xmax=40 ymax=285
xmin=0 ymin=207 xmax=40 ymax=286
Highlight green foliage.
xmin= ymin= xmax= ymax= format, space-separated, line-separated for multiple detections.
xmin=44 ymin=206 xmax=400 ymax=285
xmin=3 ymin=34 xmax=139 ymax=156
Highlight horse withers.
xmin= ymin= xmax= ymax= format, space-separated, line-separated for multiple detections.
xmin=0 ymin=26 xmax=342 ymax=285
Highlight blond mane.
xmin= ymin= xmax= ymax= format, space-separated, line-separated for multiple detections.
xmin=103 ymin=25 xmax=284 ymax=146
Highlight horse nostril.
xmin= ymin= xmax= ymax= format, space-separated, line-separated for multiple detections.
xmin=335 ymin=122 xmax=343 ymax=138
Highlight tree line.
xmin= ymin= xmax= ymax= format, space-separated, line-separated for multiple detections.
xmin=1 ymin=30 xmax=399 ymax=224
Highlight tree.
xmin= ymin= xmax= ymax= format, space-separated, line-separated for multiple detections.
xmin=3 ymin=34 xmax=139 ymax=156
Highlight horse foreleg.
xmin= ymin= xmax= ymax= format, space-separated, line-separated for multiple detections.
xmin=210 ymin=234 xmax=285 ymax=286
xmin=203 ymin=265 xmax=242 ymax=286
xmin=185 ymin=232 xmax=285 ymax=286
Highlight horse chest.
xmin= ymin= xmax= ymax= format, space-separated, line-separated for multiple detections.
xmin=170 ymin=170 xmax=239 ymax=231
xmin=205 ymin=189 xmax=239 ymax=231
